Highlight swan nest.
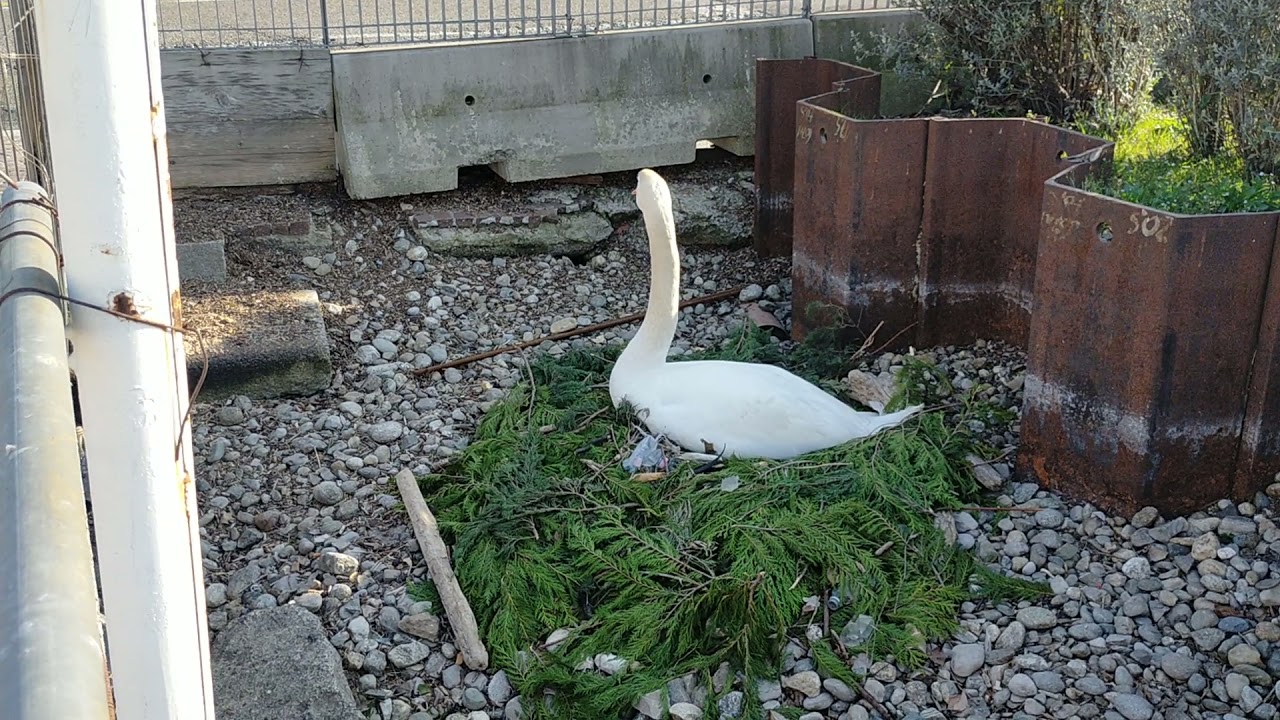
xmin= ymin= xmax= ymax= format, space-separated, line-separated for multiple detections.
xmin=408 ymin=323 xmax=1044 ymax=720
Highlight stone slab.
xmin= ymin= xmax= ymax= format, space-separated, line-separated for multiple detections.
xmin=177 ymin=239 xmax=228 ymax=282
xmin=184 ymin=288 xmax=333 ymax=403
xmin=210 ymin=605 xmax=361 ymax=720
xmin=411 ymin=207 xmax=614 ymax=259
xmin=233 ymin=214 xmax=334 ymax=253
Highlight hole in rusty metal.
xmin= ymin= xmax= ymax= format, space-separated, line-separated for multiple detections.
xmin=1096 ymin=221 xmax=1113 ymax=243
xmin=819 ymin=127 xmax=828 ymax=144
xmin=464 ymin=95 xmax=476 ymax=106
xmin=1057 ymin=149 xmax=1068 ymax=160
xmin=702 ymin=74 xmax=712 ymax=84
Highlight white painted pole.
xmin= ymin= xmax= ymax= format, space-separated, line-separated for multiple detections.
xmin=32 ymin=1 xmax=215 ymax=719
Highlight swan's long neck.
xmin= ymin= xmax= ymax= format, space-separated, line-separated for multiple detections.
xmin=618 ymin=198 xmax=680 ymax=370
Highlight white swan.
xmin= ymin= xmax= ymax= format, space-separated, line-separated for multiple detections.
xmin=607 ymin=168 xmax=923 ymax=460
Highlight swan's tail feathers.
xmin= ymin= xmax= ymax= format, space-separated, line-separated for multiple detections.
xmin=862 ymin=403 xmax=925 ymax=436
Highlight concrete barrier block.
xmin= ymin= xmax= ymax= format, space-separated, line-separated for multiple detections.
xmin=332 ymin=20 xmax=813 ymax=199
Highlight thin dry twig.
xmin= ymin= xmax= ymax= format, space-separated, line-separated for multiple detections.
xmin=853 ymin=320 xmax=884 ymax=360
xmin=518 ymin=348 xmax=538 ymax=426
xmin=866 ymin=320 xmax=918 ymax=357
xmin=411 ymin=285 xmax=749 ymax=377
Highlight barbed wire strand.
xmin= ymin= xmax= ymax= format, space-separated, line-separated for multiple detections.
xmin=0 ymin=166 xmax=209 ymax=461
xmin=0 ymin=284 xmax=210 ymax=464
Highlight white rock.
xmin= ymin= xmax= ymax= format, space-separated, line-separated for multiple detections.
xmin=594 ymin=653 xmax=627 ymax=675
xmin=781 ymin=671 xmax=821 ymax=698
xmin=1121 ymin=556 xmax=1151 ymax=580
xmin=544 ymin=628 xmax=571 ymax=651
xmin=1191 ymin=532 xmax=1220 ymax=561
xmin=366 ymin=420 xmax=404 ymax=444
xmin=669 ymin=702 xmax=703 ymax=720
xmin=550 ymin=317 xmax=578 ymax=334
xmin=627 ymin=688 xmax=662 ymax=719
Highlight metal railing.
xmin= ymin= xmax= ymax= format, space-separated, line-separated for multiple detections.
xmin=157 ymin=0 xmax=894 ymax=49
xmin=3 ymin=0 xmax=220 ymax=715
xmin=0 ymin=180 xmax=113 ymax=719
xmin=0 ymin=6 xmax=113 ymax=718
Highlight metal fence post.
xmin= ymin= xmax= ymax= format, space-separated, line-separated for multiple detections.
xmin=320 ymin=0 xmax=332 ymax=46
xmin=0 ymin=181 xmax=112 ymax=720
xmin=32 ymin=0 xmax=216 ymax=716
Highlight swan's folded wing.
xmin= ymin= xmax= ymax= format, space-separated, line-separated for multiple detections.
xmin=635 ymin=360 xmax=873 ymax=459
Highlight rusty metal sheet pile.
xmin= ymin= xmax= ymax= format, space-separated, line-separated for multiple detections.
xmin=917 ymin=120 xmax=1111 ymax=348
xmin=1021 ymin=166 xmax=1280 ymax=515
xmin=758 ymin=56 xmax=1280 ymax=516
xmin=791 ymin=111 xmax=927 ymax=348
xmin=1239 ymin=222 xmax=1280 ymax=490
xmin=753 ymin=58 xmax=880 ymax=259
xmin=786 ymin=104 xmax=1113 ymax=353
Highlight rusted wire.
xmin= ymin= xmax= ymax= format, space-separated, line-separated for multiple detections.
xmin=0 ymin=285 xmax=209 ymax=462
xmin=0 ymin=192 xmax=61 ymax=259
xmin=411 ymin=283 xmax=751 ymax=377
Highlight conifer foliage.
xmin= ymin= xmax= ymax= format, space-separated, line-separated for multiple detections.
xmin=412 ymin=327 xmax=1045 ymax=719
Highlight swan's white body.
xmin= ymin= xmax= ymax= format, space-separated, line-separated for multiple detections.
xmin=608 ymin=168 xmax=923 ymax=460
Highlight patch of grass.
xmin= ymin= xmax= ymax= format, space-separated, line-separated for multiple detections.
xmin=1083 ymin=110 xmax=1280 ymax=214
xmin=412 ymin=326 xmax=1046 ymax=720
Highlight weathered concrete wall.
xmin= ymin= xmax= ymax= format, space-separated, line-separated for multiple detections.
xmin=331 ymin=20 xmax=813 ymax=199
xmin=810 ymin=10 xmax=934 ymax=118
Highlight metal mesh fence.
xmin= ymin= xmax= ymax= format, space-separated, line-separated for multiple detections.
xmin=158 ymin=0 xmax=895 ymax=49
xmin=0 ymin=0 xmax=894 ymax=180
xmin=0 ymin=0 xmax=54 ymax=193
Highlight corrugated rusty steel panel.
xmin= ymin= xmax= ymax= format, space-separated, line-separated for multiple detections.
xmin=753 ymin=58 xmax=880 ymax=259
xmin=1239 ymin=221 xmax=1280 ymax=493
xmin=791 ymin=109 xmax=927 ymax=348
xmin=789 ymin=112 xmax=1111 ymax=352
xmin=766 ymin=56 xmax=1280 ymax=515
xmin=917 ymin=120 xmax=1109 ymax=348
xmin=1019 ymin=167 xmax=1280 ymax=516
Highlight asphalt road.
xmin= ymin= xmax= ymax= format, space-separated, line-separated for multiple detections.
xmin=155 ymin=0 xmax=884 ymax=48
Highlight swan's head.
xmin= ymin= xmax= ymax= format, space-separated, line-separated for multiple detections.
xmin=633 ymin=168 xmax=672 ymax=217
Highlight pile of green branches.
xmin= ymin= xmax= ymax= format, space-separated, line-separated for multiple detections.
xmin=411 ymin=326 xmax=1044 ymax=719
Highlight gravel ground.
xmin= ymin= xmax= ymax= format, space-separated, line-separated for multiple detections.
xmin=184 ymin=165 xmax=1280 ymax=720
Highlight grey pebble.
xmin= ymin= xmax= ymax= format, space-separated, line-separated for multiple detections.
xmin=312 ymin=480 xmax=345 ymax=506
xmin=1111 ymin=693 xmax=1154 ymax=720
xmin=463 ymin=687 xmax=487 ymax=711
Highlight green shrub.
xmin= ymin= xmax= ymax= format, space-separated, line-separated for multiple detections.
xmin=1083 ymin=110 xmax=1280 ymax=214
xmin=1153 ymin=0 xmax=1280 ymax=176
xmin=867 ymin=0 xmax=1163 ymax=133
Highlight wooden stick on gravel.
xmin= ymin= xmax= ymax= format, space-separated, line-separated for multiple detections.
xmin=411 ymin=284 xmax=750 ymax=377
xmin=395 ymin=468 xmax=490 ymax=671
